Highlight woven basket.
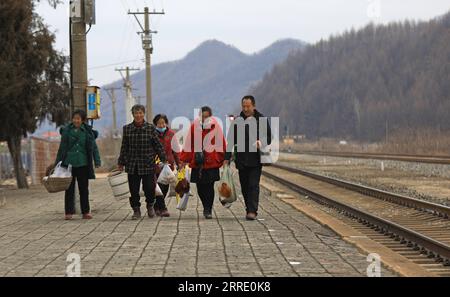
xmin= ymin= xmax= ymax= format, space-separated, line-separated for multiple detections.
xmin=42 ymin=169 xmax=73 ymax=193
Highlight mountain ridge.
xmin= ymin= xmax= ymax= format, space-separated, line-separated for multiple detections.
xmin=98 ymin=38 xmax=306 ymax=132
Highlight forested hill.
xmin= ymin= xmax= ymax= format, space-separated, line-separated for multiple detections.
xmin=97 ymin=39 xmax=305 ymax=131
xmin=252 ymin=12 xmax=450 ymax=141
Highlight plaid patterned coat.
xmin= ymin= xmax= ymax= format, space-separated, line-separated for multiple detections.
xmin=118 ymin=121 xmax=167 ymax=175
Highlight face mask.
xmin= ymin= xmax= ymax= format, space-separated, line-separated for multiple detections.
xmin=156 ymin=127 xmax=167 ymax=133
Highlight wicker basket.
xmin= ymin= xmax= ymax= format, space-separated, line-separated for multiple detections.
xmin=42 ymin=172 xmax=73 ymax=193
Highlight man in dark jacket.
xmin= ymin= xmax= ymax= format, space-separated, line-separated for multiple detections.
xmin=224 ymin=95 xmax=272 ymax=220
xmin=118 ymin=104 xmax=167 ymax=220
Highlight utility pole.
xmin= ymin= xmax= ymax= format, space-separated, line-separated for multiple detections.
xmin=105 ymin=87 xmax=122 ymax=158
xmin=105 ymin=87 xmax=121 ymax=135
xmin=70 ymin=0 xmax=88 ymax=113
xmin=70 ymin=0 xmax=96 ymax=113
xmin=70 ymin=0 xmax=95 ymax=215
xmin=115 ymin=67 xmax=140 ymax=124
xmin=128 ymin=7 xmax=165 ymax=122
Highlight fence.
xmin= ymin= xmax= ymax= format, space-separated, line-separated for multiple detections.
xmin=30 ymin=136 xmax=60 ymax=185
xmin=0 ymin=151 xmax=31 ymax=181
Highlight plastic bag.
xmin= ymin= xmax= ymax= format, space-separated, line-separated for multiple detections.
xmin=176 ymin=166 xmax=191 ymax=211
xmin=163 ymin=168 xmax=178 ymax=198
xmin=218 ymin=165 xmax=237 ymax=207
xmin=260 ymin=145 xmax=277 ymax=165
xmin=51 ymin=161 xmax=72 ymax=178
xmin=176 ymin=192 xmax=189 ymax=211
xmin=157 ymin=164 xmax=177 ymax=185
xmin=140 ymin=182 xmax=163 ymax=197
xmin=155 ymin=183 xmax=163 ymax=197
xmin=167 ymin=184 xmax=177 ymax=198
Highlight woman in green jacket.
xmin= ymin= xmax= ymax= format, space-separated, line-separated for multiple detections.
xmin=55 ymin=110 xmax=101 ymax=220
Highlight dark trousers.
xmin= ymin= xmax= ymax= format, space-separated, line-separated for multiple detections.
xmin=196 ymin=182 xmax=215 ymax=213
xmin=238 ymin=166 xmax=262 ymax=215
xmin=128 ymin=173 xmax=156 ymax=208
xmin=65 ymin=166 xmax=90 ymax=215
xmin=155 ymin=183 xmax=170 ymax=211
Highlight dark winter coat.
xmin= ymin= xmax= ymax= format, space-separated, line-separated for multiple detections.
xmin=55 ymin=123 xmax=101 ymax=180
xmin=224 ymin=109 xmax=272 ymax=170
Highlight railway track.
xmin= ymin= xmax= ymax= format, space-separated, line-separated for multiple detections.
xmin=283 ymin=150 xmax=450 ymax=165
xmin=262 ymin=163 xmax=450 ymax=276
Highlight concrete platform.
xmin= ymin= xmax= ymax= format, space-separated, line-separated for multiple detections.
xmin=0 ymin=176 xmax=395 ymax=277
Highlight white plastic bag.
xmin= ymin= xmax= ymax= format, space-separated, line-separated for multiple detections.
xmin=260 ymin=145 xmax=275 ymax=165
xmin=167 ymin=184 xmax=176 ymax=198
xmin=51 ymin=161 xmax=72 ymax=178
xmin=176 ymin=192 xmax=189 ymax=211
xmin=155 ymin=183 xmax=163 ymax=197
xmin=218 ymin=165 xmax=237 ymax=207
xmin=165 ymin=167 xmax=178 ymax=197
xmin=157 ymin=164 xmax=177 ymax=185
xmin=140 ymin=183 xmax=163 ymax=197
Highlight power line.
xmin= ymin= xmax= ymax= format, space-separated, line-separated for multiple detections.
xmin=117 ymin=1 xmax=132 ymax=61
xmin=88 ymin=59 xmax=144 ymax=70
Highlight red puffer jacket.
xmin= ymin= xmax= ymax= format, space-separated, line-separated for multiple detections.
xmin=156 ymin=128 xmax=180 ymax=170
xmin=180 ymin=118 xmax=226 ymax=169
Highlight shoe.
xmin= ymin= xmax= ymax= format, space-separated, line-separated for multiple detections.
xmin=154 ymin=209 xmax=161 ymax=217
xmin=160 ymin=209 xmax=170 ymax=217
xmin=65 ymin=214 xmax=73 ymax=220
xmin=131 ymin=208 xmax=141 ymax=220
xmin=147 ymin=205 xmax=156 ymax=218
xmin=246 ymin=212 xmax=257 ymax=221
xmin=203 ymin=210 xmax=213 ymax=219
xmin=82 ymin=213 xmax=93 ymax=220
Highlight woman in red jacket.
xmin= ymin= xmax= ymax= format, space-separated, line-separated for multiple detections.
xmin=153 ymin=114 xmax=180 ymax=217
xmin=180 ymin=106 xmax=226 ymax=219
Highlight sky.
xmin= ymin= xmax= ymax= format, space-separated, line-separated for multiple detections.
xmin=36 ymin=0 xmax=450 ymax=86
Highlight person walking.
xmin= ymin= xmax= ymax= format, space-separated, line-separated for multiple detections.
xmin=55 ymin=109 xmax=101 ymax=220
xmin=224 ymin=95 xmax=272 ymax=220
xmin=153 ymin=113 xmax=180 ymax=217
xmin=180 ymin=106 xmax=226 ymax=219
xmin=118 ymin=105 xmax=167 ymax=220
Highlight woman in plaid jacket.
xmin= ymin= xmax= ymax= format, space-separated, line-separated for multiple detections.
xmin=118 ymin=104 xmax=167 ymax=220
